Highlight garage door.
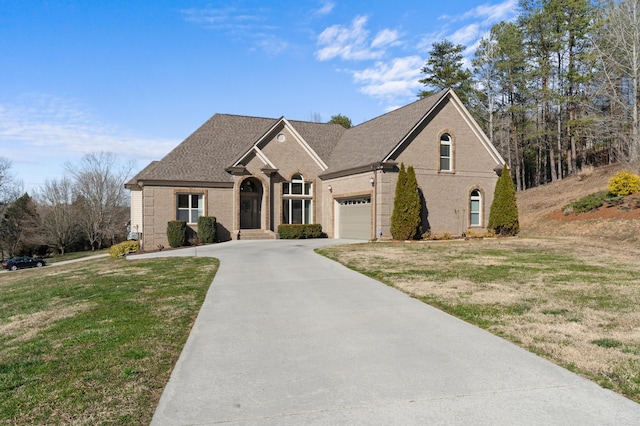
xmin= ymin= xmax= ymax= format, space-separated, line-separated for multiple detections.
xmin=337 ymin=197 xmax=371 ymax=240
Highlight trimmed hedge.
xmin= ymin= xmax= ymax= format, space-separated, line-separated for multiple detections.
xmin=197 ymin=216 xmax=217 ymax=243
xmin=167 ymin=220 xmax=187 ymax=248
xmin=109 ymin=240 xmax=139 ymax=258
xmin=278 ymin=224 xmax=323 ymax=239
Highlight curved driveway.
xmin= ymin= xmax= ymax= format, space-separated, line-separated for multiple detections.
xmin=132 ymin=239 xmax=640 ymax=425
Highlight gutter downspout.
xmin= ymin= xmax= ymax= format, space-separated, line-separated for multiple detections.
xmin=372 ymin=168 xmax=377 ymax=241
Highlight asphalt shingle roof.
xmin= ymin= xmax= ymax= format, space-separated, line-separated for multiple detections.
xmin=287 ymin=120 xmax=346 ymax=164
xmin=129 ymin=114 xmax=278 ymax=184
xmin=322 ymin=90 xmax=447 ymax=175
xmin=127 ymin=90 xmax=448 ymax=186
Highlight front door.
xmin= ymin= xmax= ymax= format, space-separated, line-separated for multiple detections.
xmin=240 ymin=178 xmax=262 ymax=229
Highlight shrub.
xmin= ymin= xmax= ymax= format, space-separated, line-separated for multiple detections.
xmin=608 ymin=171 xmax=640 ymax=196
xmin=431 ymin=232 xmax=454 ymax=241
xmin=563 ymin=191 xmax=609 ymax=214
xmin=562 ymin=191 xmax=627 ymax=215
xmin=488 ymin=164 xmax=519 ymax=236
xmin=390 ymin=164 xmax=421 ymax=240
xmin=464 ymin=229 xmax=496 ymax=239
xmin=577 ymin=165 xmax=594 ymax=181
xmin=422 ymin=231 xmax=459 ymax=241
xmin=197 ymin=216 xmax=217 ymax=244
xmin=167 ymin=220 xmax=187 ymax=248
xmin=278 ymin=224 xmax=323 ymax=239
xmin=109 ymin=241 xmax=139 ymax=258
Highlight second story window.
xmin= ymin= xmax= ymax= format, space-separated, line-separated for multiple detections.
xmin=440 ymin=133 xmax=452 ymax=172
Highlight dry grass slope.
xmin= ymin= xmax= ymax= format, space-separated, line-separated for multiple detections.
xmin=517 ymin=163 xmax=640 ymax=245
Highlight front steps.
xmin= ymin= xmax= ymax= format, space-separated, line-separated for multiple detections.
xmin=237 ymin=229 xmax=278 ymax=240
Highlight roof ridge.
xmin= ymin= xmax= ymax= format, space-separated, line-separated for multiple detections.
xmin=350 ymin=89 xmax=449 ymax=129
xmin=214 ymin=112 xmax=283 ymax=121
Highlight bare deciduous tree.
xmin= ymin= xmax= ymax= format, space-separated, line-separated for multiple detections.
xmin=593 ymin=0 xmax=640 ymax=162
xmin=36 ymin=177 xmax=78 ymax=255
xmin=66 ymin=152 xmax=133 ymax=250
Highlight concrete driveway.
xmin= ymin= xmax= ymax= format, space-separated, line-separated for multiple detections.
xmin=131 ymin=239 xmax=640 ymax=425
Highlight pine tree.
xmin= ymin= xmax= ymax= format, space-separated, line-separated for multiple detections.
xmin=418 ymin=39 xmax=475 ymax=106
xmin=488 ymin=164 xmax=519 ymax=236
xmin=390 ymin=164 xmax=421 ymax=240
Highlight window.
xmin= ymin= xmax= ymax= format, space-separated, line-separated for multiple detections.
xmin=440 ymin=133 xmax=452 ymax=171
xmin=282 ymin=173 xmax=313 ymax=224
xmin=177 ymin=193 xmax=204 ymax=224
xmin=470 ymin=189 xmax=481 ymax=227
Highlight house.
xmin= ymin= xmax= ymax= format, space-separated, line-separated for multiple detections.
xmin=125 ymin=89 xmax=505 ymax=248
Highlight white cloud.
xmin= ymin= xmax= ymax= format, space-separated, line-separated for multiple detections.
xmin=316 ymin=16 xmax=399 ymax=61
xmin=0 ymin=95 xmax=175 ymax=166
xmin=315 ymin=0 xmax=335 ymax=16
xmin=371 ymin=29 xmax=401 ymax=49
xmin=181 ymin=6 xmax=285 ymax=56
xmin=314 ymin=1 xmax=518 ymax=112
xmin=464 ymin=0 xmax=518 ymax=24
xmin=181 ymin=7 xmax=266 ymax=30
xmin=423 ymin=0 xmax=517 ymax=50
xmin=352 ymin=56 xmax=424 ymax=100
xmin=450 ymin=23 xmax=481 ymax=46
xmin=254 ymin=34 xmax=290 ymax=57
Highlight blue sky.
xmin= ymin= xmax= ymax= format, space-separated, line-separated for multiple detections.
xmin=0 ymin=0 xmax=517 ymax=193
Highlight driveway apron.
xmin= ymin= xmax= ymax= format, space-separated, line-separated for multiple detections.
xmin=140 ymin=240 xmax=640 ymax=425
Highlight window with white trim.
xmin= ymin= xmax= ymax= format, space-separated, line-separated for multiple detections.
xmin=282 ymin=173 xmax=313 ymax=224
xmin=177 ymin=193 xmax=204 ymax=224
xmin=470 ymin=189 xmax=481 ymax=226
xmin=440 ymin=133 xmax=452 ymax=171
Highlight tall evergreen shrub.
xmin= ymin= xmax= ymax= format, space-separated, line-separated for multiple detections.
xmin=167 ymin=220 xmax=187 ymax=248
xmin=197 ymin=216 xmax=217 ymax=243
xmin=390 ymin=164 xmax=421 ymax=240
xmin=488 ymin=164 xmax=519 ymax=236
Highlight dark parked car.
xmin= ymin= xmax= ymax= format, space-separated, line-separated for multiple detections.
xmin=2 ymin=256 xmax=47 ymax=271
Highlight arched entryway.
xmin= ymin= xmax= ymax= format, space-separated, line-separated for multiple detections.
xmin=240 ymin=178 xmax=263 ymax=229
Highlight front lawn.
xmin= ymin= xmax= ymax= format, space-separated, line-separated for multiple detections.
xmin=0 ymin=256 xmax=218 ymax=425
xmin=318 ymin=237 xmax=640 ymax=404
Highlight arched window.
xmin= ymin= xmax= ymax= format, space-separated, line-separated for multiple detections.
xmin=282 ymin=173 xmax=313 ymax=224
xmin=440 ymin=133 xmax=452 ymax=171
xmin=470 ymin=189 xmax=482 ymax=227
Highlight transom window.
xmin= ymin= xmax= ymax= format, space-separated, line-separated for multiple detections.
xmin=470 ymin=189 xmax=481 ymax=227
xmin=282 ymin=173 xmax=313 ymax=224
xmin=177 ymin=193 xmax=204 ymax=224
xmin=440 ymin=133 xmax=452 ymax=171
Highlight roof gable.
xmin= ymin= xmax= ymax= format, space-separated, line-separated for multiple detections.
xmin=130 ymin=114 xmax=278 ymax=184
xmin=230 ymin=118 xmax=345 ymax=172
xmin=321 ymin=90 xmax=449 ymax=176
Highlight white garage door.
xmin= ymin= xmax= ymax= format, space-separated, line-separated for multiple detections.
xmin=337 ymin=197 xmax=371 ymax=240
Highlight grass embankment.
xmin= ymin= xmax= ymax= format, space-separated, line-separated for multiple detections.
xmin=318 ymin=238 xmax=640 ymax=404
xmin=45 ymin=249 xmax=110 ymax=263
xmin=0 ymin=256 xmax=218 ymax=425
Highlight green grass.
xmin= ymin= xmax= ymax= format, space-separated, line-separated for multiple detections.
xmin=0 ymin=256 xmax=218 ymax=425
xmin=592 ymin=338 xmax=623 ymax=348
xmin=318 ymin=239 xmax=640 ymax=403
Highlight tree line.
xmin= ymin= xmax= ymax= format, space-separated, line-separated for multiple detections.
xmin=419 ymin=0 xmax=640 ymax=191
xmin=0 ymin=152 xmax=132 ymax=259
